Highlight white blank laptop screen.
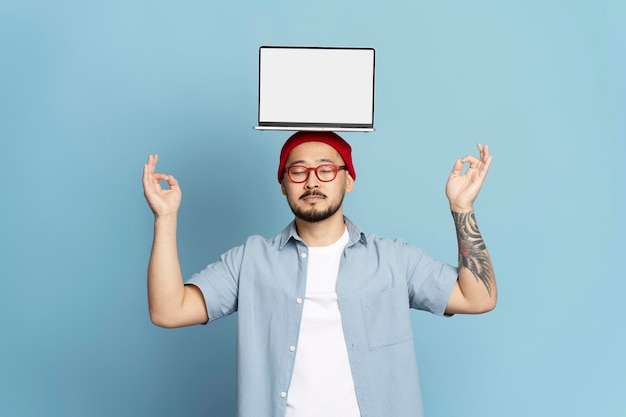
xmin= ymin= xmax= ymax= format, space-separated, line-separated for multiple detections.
xmin=256 ymin=46 xmax=375 ymax=131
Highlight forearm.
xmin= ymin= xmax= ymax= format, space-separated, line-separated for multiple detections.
xmin=452 ymin=210 xmax=497 ymax=312
xmin=147 ymin=214 xmax=185 ymax=326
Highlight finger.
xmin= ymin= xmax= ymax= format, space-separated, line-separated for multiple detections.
xmin=148 ymin=155 xmax=159 ymax=172
xmin=146 ymin=154 xmax=159 ymax=174
xmin=481 ymin=154 xmax=492 ymax=178
xmin=460 ymin=155 xmax=480 ymax=169
xmin=479 ymin=143 xmax=489 ymax=160
xmin=143 ymin=158 xmax=153 ymax=190
xmin=479 ymin=145 xmax=492 ymax=174
xmin=477 ymin=143 xmax=485 ymax=162
xmin=450 ymin=158 xmax=465 ymax=177
xmin=153 ymin=173 xmax=170 ymax=183
xmin=144 ymin=154 xmax=155 ymax=176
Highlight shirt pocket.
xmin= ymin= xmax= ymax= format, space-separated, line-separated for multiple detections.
xmin=360 ymin=286 xmax=413 ymax=350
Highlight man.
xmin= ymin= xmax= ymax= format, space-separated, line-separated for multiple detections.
xmin=142 ymin=131 xmax=496 ymax=417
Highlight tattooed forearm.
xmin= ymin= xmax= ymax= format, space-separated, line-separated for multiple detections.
xmin=452 ymin=211 xmax=494 ymax=296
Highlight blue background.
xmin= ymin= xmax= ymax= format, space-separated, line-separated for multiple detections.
xmin=1 ymin=1 xmax=624 ymax=416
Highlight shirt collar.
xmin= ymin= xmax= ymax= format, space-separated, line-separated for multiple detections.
xmin=279 ymin=216 xmax=367 ymax=249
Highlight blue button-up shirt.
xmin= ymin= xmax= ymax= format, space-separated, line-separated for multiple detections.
xmin=187 ymin=217 xmax=458 ymax=417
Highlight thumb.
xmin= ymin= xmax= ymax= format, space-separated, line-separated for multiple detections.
xmin=165 ymin=174 xmax=181 ymax=191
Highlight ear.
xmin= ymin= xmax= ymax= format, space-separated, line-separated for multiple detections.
xmin=281 ymin=180 xmax=287 ymax=196
xmin=345 ymin=173 xmax=355 ymax=193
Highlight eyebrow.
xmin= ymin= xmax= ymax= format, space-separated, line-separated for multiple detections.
xmin=288 ymin=158 xmax=337 ymax=166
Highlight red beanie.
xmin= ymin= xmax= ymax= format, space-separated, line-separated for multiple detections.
xmin=277 ymin=131 xmax=356 ymax=183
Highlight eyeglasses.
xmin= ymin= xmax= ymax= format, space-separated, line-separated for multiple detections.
xmin=284 ymin=164 xmax=347 ymax=183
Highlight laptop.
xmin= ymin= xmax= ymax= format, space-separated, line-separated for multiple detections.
xmin=254 ymin=46 xmax=375 ymax=132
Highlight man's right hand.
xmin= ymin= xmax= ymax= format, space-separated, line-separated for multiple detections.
xmin=142 ymin=154 xmax=182 ymax=218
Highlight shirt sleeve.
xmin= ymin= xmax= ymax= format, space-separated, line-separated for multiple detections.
xmin=403 ymin=241 xmax=458 ymax=316
xmin=186 ymin=244 xmax=245 ymax=322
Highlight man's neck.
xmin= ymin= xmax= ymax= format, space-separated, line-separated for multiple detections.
xmin=294 ymin=211 xmax=347 ymax=247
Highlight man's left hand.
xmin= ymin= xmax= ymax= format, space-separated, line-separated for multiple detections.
xmin=445 ymin=143 xmax=492 ymax=212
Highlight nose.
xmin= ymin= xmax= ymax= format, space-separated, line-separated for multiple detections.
xmin=304 ymin=169 xmax=320 ymax=189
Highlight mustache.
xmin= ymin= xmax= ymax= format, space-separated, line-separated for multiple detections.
xmin=300 ymin=190 xmax=327 ymax=200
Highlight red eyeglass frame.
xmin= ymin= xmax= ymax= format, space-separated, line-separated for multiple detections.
xmin=284 ymin=164 xmax=347 ymax=183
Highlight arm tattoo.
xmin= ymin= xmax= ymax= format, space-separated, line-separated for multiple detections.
xmin=452 ymin=211 xmax=494 ymax=296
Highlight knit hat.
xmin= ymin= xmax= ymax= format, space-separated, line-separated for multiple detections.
xmin=277 ymin=131 xmax=356 ymax=183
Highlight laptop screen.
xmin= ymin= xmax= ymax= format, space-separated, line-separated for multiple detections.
xmin=256 ymin=46 xmax=375 ymax=131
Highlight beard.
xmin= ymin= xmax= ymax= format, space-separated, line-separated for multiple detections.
xmin=288 ymin=190 xmax=345 ymax=223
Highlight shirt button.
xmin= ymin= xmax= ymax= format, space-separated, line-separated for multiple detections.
xmin=280 ymin=391 xmax=287 ymax=398
xmin=300 ymin=252 xmax=307 ymax=259
xmin=296 ymin=298 xmax=303 ymax=304
xmin=289 ymin=345 xmax=296 ymax=352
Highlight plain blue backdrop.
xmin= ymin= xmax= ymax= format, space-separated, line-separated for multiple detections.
xmin=1 ymin=1 xmax=624 ymax=416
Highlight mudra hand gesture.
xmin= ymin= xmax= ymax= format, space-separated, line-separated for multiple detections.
xmin=445 ymin=143 xmax=492 ymax=213
xmin=142 ymin=154 xmax=182 ymax=218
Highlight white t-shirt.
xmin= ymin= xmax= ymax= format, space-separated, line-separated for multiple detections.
xmin=285 ymin=228 xmax=361 ymax=417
